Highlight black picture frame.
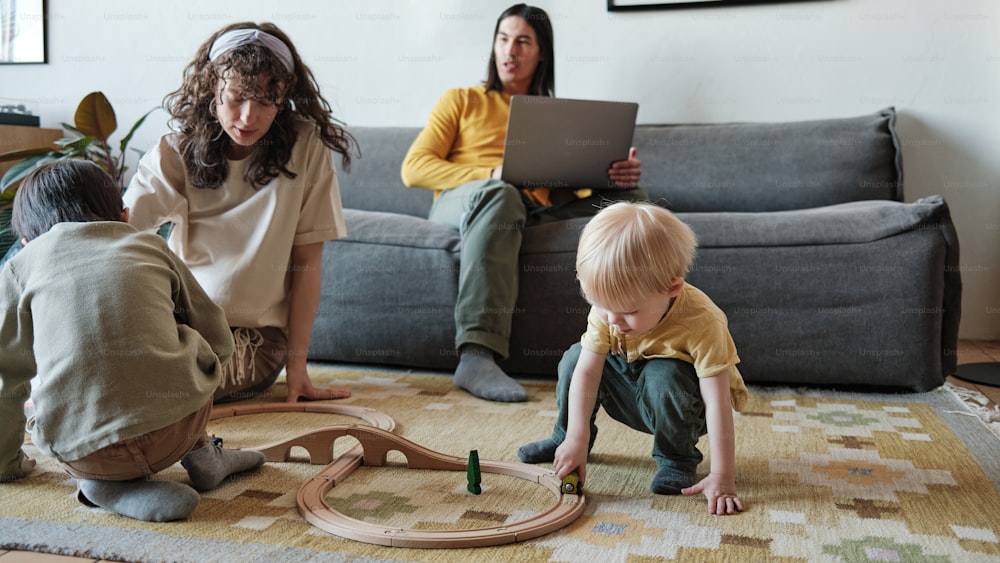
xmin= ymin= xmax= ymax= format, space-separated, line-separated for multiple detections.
xmin=1 ymin=0 xmax=47 ymax=64
xmin=608 ymin=0 xmax=810 ymax=10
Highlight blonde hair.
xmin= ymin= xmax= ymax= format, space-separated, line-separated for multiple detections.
xmin=576 ymin=201 xmax=697 ymax=311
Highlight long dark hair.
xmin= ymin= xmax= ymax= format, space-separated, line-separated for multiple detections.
xmin=484 ymin=4 xmax=555 ymax=97
xmin=164 ymin=22 xmax=358 ymax=189
xmin=13 ymin=160 xmax=123 ymax=242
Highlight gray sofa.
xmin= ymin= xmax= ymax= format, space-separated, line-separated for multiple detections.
xmin=309 ymin=107 xmax=961 ymax=392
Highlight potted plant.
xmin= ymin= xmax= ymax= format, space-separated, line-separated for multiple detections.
xmin=0 ymin=91 xmax=156 ymax=259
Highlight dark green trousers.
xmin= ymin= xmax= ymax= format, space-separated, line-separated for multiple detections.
xmin=549 ymin=343 xmax=708 ymax=473
xmin=428 ymin=179 xmax=647 ymax=357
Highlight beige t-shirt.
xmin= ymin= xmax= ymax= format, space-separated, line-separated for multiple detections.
xmin=124 ymin=120 xmax=345 ymax=329
xmin=580 ymin=283 xmax=749 ymax=411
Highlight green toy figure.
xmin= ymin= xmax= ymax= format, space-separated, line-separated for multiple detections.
xmin=467 ymin=450 xmax=482 ymax=495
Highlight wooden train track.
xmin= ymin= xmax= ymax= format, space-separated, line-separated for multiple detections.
xmin=210 ymin=403 xmax=585 ymax=548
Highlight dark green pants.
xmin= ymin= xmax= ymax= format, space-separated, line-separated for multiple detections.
xmin=428 ymin=179 xmax=647 ymax=357
xmin=549 ymin=343 xmax=708 ymax=473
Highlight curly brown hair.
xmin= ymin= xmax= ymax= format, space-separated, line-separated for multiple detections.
xmin=164 ymin=22 xmax=358 ymax=189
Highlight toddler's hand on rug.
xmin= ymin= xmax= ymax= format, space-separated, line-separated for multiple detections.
xmin=553 ymin=439 xmax=588 ymax=485
xmin=682 ymin=473 xmax=744 ymax=515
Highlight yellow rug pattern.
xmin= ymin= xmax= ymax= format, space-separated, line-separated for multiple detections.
xmin=2 ymin=366 xmax=1000 ymax=562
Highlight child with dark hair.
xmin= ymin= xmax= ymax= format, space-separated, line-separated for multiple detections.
xmin=125 ymin=22 xmax=359 ymax=403
xmin=0 ymin=160 xmax=264 ymax=522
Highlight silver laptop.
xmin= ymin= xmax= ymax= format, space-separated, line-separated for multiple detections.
xmin=501 ymin=95 xmax=638 ymax=190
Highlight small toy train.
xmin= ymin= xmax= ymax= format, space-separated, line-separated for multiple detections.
xmin=561 ymin=472 xmax=580 ymax=495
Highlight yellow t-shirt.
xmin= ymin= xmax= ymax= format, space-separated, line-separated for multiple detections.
xmin=400 ymin=84 xmax=558 ymax=206
xmin=580 ymin=283 xmax=749 ymax=411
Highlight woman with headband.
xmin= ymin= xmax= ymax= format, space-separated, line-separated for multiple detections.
xmin=125 ymin=22 xmax=358 ymax=403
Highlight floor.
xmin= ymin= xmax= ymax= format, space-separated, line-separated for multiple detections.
xmin=3 ymin=340 xmax=999 ymax=563
xmin=949 ymin=339 xmax=1000 ymax=405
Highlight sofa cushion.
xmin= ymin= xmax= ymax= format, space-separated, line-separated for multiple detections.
xmin=336 ymin=110 xmax=902 ymax=218
xmin=335 ymin=127 xmax=431 ymax=218
xmin=312 ymin=197 xmax=958 ymax=392
xmin=635 ymin=108 xmax=902 ymax=213
xmin=311 ymin=209 xmax=459 ymax=367
xmin=681 ymin=197 xmax=946 ymax=248
xmin=500 ymin=197 xmax=959 ymax=391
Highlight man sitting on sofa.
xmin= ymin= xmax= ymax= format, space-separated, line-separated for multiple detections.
xmin=401 ymin=3 xmax=644 ymax=402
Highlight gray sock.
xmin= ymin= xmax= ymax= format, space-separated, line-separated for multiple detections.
xmin=181 ymin=443 xmax=266 ymax=491
xmin=650 ymin=465 xmax=696 ymax=495
xmin=77 ymin=478 xmax=199 ymax=522
xmin=454 ymin=344 xmax=528 ymax=402
xmin=517 ymin=439 xmax=558 ymax=463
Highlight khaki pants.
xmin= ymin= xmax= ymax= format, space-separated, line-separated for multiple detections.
xmin=58 ymin=400 xmax=213 ymax=481
xmin=213 ymin=326 xmax=288 ymax=403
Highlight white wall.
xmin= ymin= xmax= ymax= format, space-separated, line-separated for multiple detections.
xmin=3 ymin=0 xmax=999 ymax=339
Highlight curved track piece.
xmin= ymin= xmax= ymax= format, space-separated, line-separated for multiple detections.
xmin=210 ymin=403 xmax=585 ymax=549
xmin=296 ymin=426 xmax=586 ymax=548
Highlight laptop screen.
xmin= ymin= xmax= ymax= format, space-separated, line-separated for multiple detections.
xmin=501 ymin=96 xmax=638 ymax=190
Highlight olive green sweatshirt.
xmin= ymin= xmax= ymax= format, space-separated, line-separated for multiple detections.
xmin=0 ymin=222 xmax=232 ymax=479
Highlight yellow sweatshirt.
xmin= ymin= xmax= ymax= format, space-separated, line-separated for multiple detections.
xmin=401 ymin=84 xmax=508 ymax=195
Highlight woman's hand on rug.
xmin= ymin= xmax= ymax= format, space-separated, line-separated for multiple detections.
xmin=284 ymin=368 xmax=351 ymax=403
xmin=682 ymin=473 xmax=744 ymax=515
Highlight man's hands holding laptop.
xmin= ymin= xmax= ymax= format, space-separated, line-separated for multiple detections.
xmin=492 ymin=146 xmax=641 ymax=189
xmin=608 ymin=147 xmax=641 ymax=189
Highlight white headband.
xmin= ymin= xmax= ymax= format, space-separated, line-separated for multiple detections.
xmin=208 ymin=29 xmax=294 ymax=72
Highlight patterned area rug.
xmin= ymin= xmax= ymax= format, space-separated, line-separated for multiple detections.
xmin=2 ymin=366 xmax=999 ymax=562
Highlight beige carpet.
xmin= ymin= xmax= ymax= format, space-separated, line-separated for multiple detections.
xmin=3 ymin=365 xmax=1000 ymax=562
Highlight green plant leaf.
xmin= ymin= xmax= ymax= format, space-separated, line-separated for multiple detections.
xmin=62 ymin=137 xmax=94 ymax=151
xmin=1 ymin=153 xmax=59 ymax=192
xmin=74 ymin=92 xmax=117 ymax=141
xmin=84 ymin=139 xmax=111 ymax=157
xmin=119 ymin=107 xmax=158 ymax=154
xmin=0 ymin=92 xmax=152 ymax=198
xmin=114 ymin=107 xmax=159 ymax=182
xmin=0 ymin=147 xmax=54 ymax=162
xmin=60 ymin=122 xmax=83 ymax=137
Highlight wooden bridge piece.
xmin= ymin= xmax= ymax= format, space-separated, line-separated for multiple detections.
xmin=209 ymin=403 xmax=396 ymax=463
